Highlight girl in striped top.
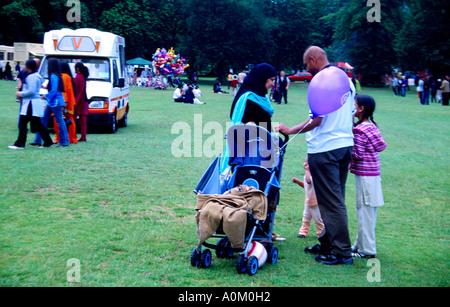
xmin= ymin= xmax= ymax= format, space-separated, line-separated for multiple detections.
xmin=350 ymin=95 xmax=387 ymax=258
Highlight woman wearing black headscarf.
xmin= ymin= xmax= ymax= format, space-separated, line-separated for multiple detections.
xmin=225 ymin=63 xmax=286 ymax=241
xmin=229 ymin=63 xmax=277 ymax=130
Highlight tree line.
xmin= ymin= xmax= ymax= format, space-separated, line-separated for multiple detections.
xmin=1 ymin=0 xmax=449 ymax=86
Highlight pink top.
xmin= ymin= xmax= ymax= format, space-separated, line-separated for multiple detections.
xmin=350 ymin=122 xmax=387 ymax=176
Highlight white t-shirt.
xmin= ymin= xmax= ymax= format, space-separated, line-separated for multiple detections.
xmin=173 ymin=88 xmax=182 ymax=99
xmin=193 ymin=88 xmax=202 ymax=98
xmin=417 ymin=79 xmax=424 ymax=92
xmin=237 ymin=72 xmax=246 ymax=84
xmin=306 ymin=78 xmax=355 ymax=154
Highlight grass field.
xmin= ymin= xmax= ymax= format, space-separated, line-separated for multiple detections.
xmin=0 ymin=78 xmax=448 ymax=287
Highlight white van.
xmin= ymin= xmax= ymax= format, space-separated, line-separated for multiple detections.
xmin=39 ymin=28 xmax=129 ymax=133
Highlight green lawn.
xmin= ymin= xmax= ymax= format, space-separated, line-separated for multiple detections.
xmin=0 ymin=78 xmax=448 ymax=287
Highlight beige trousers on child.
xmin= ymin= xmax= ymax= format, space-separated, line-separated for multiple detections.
xmin=353 ymin=175 xmax=384 ymax=256
xmin=353 ymin=206 xmax=378 ymax=255
xmin=298 ymin=204 xmax=324 ymax=237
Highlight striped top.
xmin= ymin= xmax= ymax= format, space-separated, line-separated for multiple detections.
xmin=350 ymin=122 xmax=387 ymax=176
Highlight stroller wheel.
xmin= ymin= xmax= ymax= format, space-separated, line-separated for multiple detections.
xmin=246 ymin=256 xmax=259 ymax=276
xmin=200 ymin=249 xmax=212 ymax=268
xmin=267 ymin=246 xmax=278 ymax=264
xmin=236 ymin=254 xmax=248 ymax=274
xmin=190 ymin=248 xmax=201 ymax=267
xmin=217 ymin=238 xmax=234 ymax=259
xmin=216 ymin=238 xmax=227 ymax=258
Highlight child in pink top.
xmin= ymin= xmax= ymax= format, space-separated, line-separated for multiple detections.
xmin=350 ymin=95 xmax=387 ymax=258
xmin=293 ymin=157 xmax=324 ymax=238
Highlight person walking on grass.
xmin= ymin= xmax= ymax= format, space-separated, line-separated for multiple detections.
xmin=40 ymin=58 xmax=70 ymax=147
xmin=53 ymin=62 xmax=78 ymax=144
xmin=9 ymin=59 xmax=53 ymax=149
xmin=350 ymin=95 xmax=387 ymax=259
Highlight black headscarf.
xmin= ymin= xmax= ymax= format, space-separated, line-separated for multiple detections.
xmin=230 ymin=63 xmax=277 ymax=118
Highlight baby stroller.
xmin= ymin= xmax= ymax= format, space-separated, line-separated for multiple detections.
xmin=191 ymin=124 xmax=288 ymax=275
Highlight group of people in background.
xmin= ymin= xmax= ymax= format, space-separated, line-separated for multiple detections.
xmin=220 ymin=68 xmax=291 ymax=102
xmin=226 ymin=70 xmax=246 ymax=97
xmin=389 ymin=73 xmax=450 ymax=106
xmin=0 ymin=61 xmax=16 ymax=81
xmin=390 ymin=74 xmax=409 ymax=97
xmin=130 ymin=68 xmax=198 ymax=91
xmin=8 ymin=58 xmax=90 ymax=149
xmin=416 ymin=74 xmax=449 ymax=106
xmin=172 ymin=82 xmax=205 ymax=104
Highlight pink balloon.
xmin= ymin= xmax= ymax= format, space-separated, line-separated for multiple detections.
xmin=307 ymin=66 xmax=351 ymax=117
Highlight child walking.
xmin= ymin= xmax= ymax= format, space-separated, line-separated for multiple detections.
xmin=350 ymin=95 xmax=387 ymax=258
xmin=293 ymin=157 xmax=324 ymax=238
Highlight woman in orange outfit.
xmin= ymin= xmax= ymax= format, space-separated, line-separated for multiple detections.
xmin=54 ymin=62 xmax=78 ymax=144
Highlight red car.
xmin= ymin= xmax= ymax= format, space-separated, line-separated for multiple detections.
xmin=287 ymin=72 xmax=313 ymax=82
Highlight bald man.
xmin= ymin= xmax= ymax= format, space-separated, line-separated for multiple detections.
xmin=276 ymin=46 xmax=355 ymax=265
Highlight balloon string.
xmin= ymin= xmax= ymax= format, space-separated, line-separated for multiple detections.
xmin=279 ymin=117 xmax=313 ymax=151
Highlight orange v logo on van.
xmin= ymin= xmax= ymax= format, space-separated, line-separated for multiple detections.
xmin=72 ymin=37 xmax=83 ymax=50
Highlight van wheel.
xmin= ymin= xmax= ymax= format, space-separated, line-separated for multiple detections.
xmin=109 ymin=112 xmax=117 ymax=134
xmin=118 ymin=110 xmax=127 ymax=127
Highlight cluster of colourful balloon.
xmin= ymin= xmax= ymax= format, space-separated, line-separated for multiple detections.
xmin=152 ymin=47 xmax=189 ymax=77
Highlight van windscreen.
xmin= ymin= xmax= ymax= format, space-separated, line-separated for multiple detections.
xmin=40 ymin=56 xmax=110 ymax=82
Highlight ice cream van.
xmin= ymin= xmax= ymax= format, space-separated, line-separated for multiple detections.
xmin=39 ymin=28 xmax=129 ymax=133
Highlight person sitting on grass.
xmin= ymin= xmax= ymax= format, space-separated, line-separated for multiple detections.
xmin=193 ymin=85 xmax=205 ymax=104
xmin=173 ymin=84 xmax=185 ymax=102
xmin=213 ymin=80 xmax=227 ymax=94
xmin=184 ymin=83 xmax=195 ymax=104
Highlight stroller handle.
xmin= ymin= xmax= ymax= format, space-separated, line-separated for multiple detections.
xmin=279 ymin=132 xmax=289 ymax=144
xmin=278 ymin=132 xmax=289 ymax=152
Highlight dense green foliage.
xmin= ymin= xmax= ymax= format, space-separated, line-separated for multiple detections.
xmin=1 ymin=0 xmax=449 ymax=84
